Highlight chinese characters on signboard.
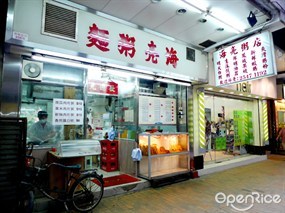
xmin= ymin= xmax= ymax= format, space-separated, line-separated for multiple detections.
xmin=53 ymin=99 xmax=84 ymax=125
xmin=86 ymin=23 xmax=179 ymax=68
xmin=213 ymin=31 xmax=276 ymax=86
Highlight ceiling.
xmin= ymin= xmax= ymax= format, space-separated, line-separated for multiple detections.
xmin=66 ymin=0 xmax=284 ymax=51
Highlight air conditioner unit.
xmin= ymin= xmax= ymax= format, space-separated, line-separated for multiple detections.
xmin=22 ymin=60 xmax=43 ymax=81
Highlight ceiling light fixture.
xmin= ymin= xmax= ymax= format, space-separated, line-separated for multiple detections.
xmin=33 ymin=49 xmax=103 ymax=65
xmin=199 ymin=18 xmax=207 ymax=23
xmin=179 ymin=0 xmax=245 ymax=33
xmin=106 ymin=69 xmax=154 ymax=80
xmin=31 ymin=55 xmax=91 ymax=69
xmin=151 ymin=0 xmax=161 ymax=3
xmin=177 ymin=0 xmax=202 ymax=14
xmin=33 ymin=51 xmax=157 ymax=79
xmin=155 ymin=77 xmax=191 ymax=86
xmin=182 ymin=0 xmax=207 ymax=12
xmin=156 ymin=73 xmax=191 ymax=83
xmin=106 ymin=62 xmax=155 ymax=75
xmin=177 ymin=8 xmax=187 ymax=15
xmin=210 ymin=8 xmax=245 ymax=33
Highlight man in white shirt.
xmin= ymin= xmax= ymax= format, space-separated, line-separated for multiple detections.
xmin=28 ymin=111 xmax=56 ymax=144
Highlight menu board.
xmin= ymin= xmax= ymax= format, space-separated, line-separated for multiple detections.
xmin=52 ymin=98 xmax=84 ymax=125
xmin=139 ymin=96 xmax=176 ymax=124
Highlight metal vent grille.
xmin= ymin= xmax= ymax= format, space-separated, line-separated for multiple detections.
xmin=42 ymin=1 xmax=77 ymax=41
xmin=0 ymin=118 xmax=26 ymax=208
xmin=199 ymin=39 xmax=216 ymax=48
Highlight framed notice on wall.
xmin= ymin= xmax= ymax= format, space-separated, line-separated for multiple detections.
xmin=52 ymin=98 xmax=84 ymax=125
xmin=139 ymin=96 xmax=176 ymax=125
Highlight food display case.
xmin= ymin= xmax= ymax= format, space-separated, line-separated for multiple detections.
xmin=138 ymin=132 xmax=190 ymax=180
xmin=57 ymin=139 xmax=101 ymax=157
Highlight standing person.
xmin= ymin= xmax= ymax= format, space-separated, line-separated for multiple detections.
xmin=205 ymin=117 xmax=211 ymax=150
xmin=276 ymin=126 xmax=285 ymax=150
xmin=28 ymin=111 xmax=56 ymax=144
xmin=205 ymin=117 xmax=211 ymax=140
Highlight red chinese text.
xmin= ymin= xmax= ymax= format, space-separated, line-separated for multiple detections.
xmin=145 ymin=41 xmax=159 ymax=64
xmin=219 ymin=49 xmax=227 ymax=59
xmin=165 ymin=47 xmax=179 ymax=68
xmin=86 ymin=24 xmax=110 ymax=52
xmin=118 ymin=34 xmax=136 ymax=58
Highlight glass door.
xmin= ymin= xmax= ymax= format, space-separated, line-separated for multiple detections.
xmin=203 ymin=95 xmax=255 ymax=164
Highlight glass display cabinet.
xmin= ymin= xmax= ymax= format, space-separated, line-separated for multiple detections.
xmin=57 ymin=139 xmax=101 ymax=157
xmin=138 ymin=132 xmax=190 ymax=180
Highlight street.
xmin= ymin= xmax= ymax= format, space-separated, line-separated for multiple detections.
xmin=94 ymin=155 xmax=285 ymax=213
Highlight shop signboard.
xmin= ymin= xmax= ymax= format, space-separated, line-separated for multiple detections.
xmin=52 ymin=98 xmax=84 ymax=125
xmin=9 ymin=0 xmax=208 ymax=82
xmin=213 ymin=31 xmax=277 ymax=86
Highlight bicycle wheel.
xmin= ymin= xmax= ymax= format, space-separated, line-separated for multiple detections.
xmin=69 ymin=173 xmax=104 ymax=212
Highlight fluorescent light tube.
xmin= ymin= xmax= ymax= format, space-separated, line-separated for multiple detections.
xmin=106 ymin=69 xmax=154 ymax=80
xmin=106 ymin=62 xmax=155 ymax=75
xmin=33 ymin=49 xmax=103 ymax=65
xmin=156 ymin=78 xmax=191 ymax=86
xmin=31 ymin=55 xmax=90 ymax=69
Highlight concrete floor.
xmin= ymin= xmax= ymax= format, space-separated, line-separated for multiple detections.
xmin=94 ymin=154 xmax=285 ymax=213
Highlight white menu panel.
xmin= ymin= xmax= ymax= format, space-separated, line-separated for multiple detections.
xmin=139 ymin=96 xmax=176 ymax=125
xmin=52 ymin=98 xmax=84 ymax=125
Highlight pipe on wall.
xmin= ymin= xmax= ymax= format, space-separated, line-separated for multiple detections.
xmin=0 ymin=53 xmax=21 ymax=117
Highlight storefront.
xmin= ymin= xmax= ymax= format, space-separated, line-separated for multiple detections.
xmin=1 ymin=0 xmax=208 ymax=183
xmin=191 ymin=31 xmax=277 ymax=168
xmin=274 ymin=100 xmax=285 ymax=153
xmin=274 ymin=46 xmax=285 ymax=154
xmin=194 ymin=86 xmax=270 ymax=165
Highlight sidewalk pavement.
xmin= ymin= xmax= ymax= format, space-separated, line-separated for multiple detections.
xmin=94 ymin=154 xmax=285 ymax=213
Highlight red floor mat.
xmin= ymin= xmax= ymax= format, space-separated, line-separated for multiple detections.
xmin=100 ymin=174 xmax=140 ymax=187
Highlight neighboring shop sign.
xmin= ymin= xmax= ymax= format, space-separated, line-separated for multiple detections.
xmin=213 ymin=31 xmax=276 ymax=86
xmin=52 ymin=98 xmax=84 ymax=125
xmin=87 ymin=79 xmax=118 ymax=95
xmin=139 ymin=96 xmax=176 ymax=125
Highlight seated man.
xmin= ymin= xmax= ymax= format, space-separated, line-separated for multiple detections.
xmin=28 ymin=111 xmax=56 ymax=144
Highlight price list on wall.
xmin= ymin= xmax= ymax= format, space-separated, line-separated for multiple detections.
xmin=52 ymin=98 xmax=84 ymax=125
xmin=139 ymin=96 xmax=176 ymax=124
